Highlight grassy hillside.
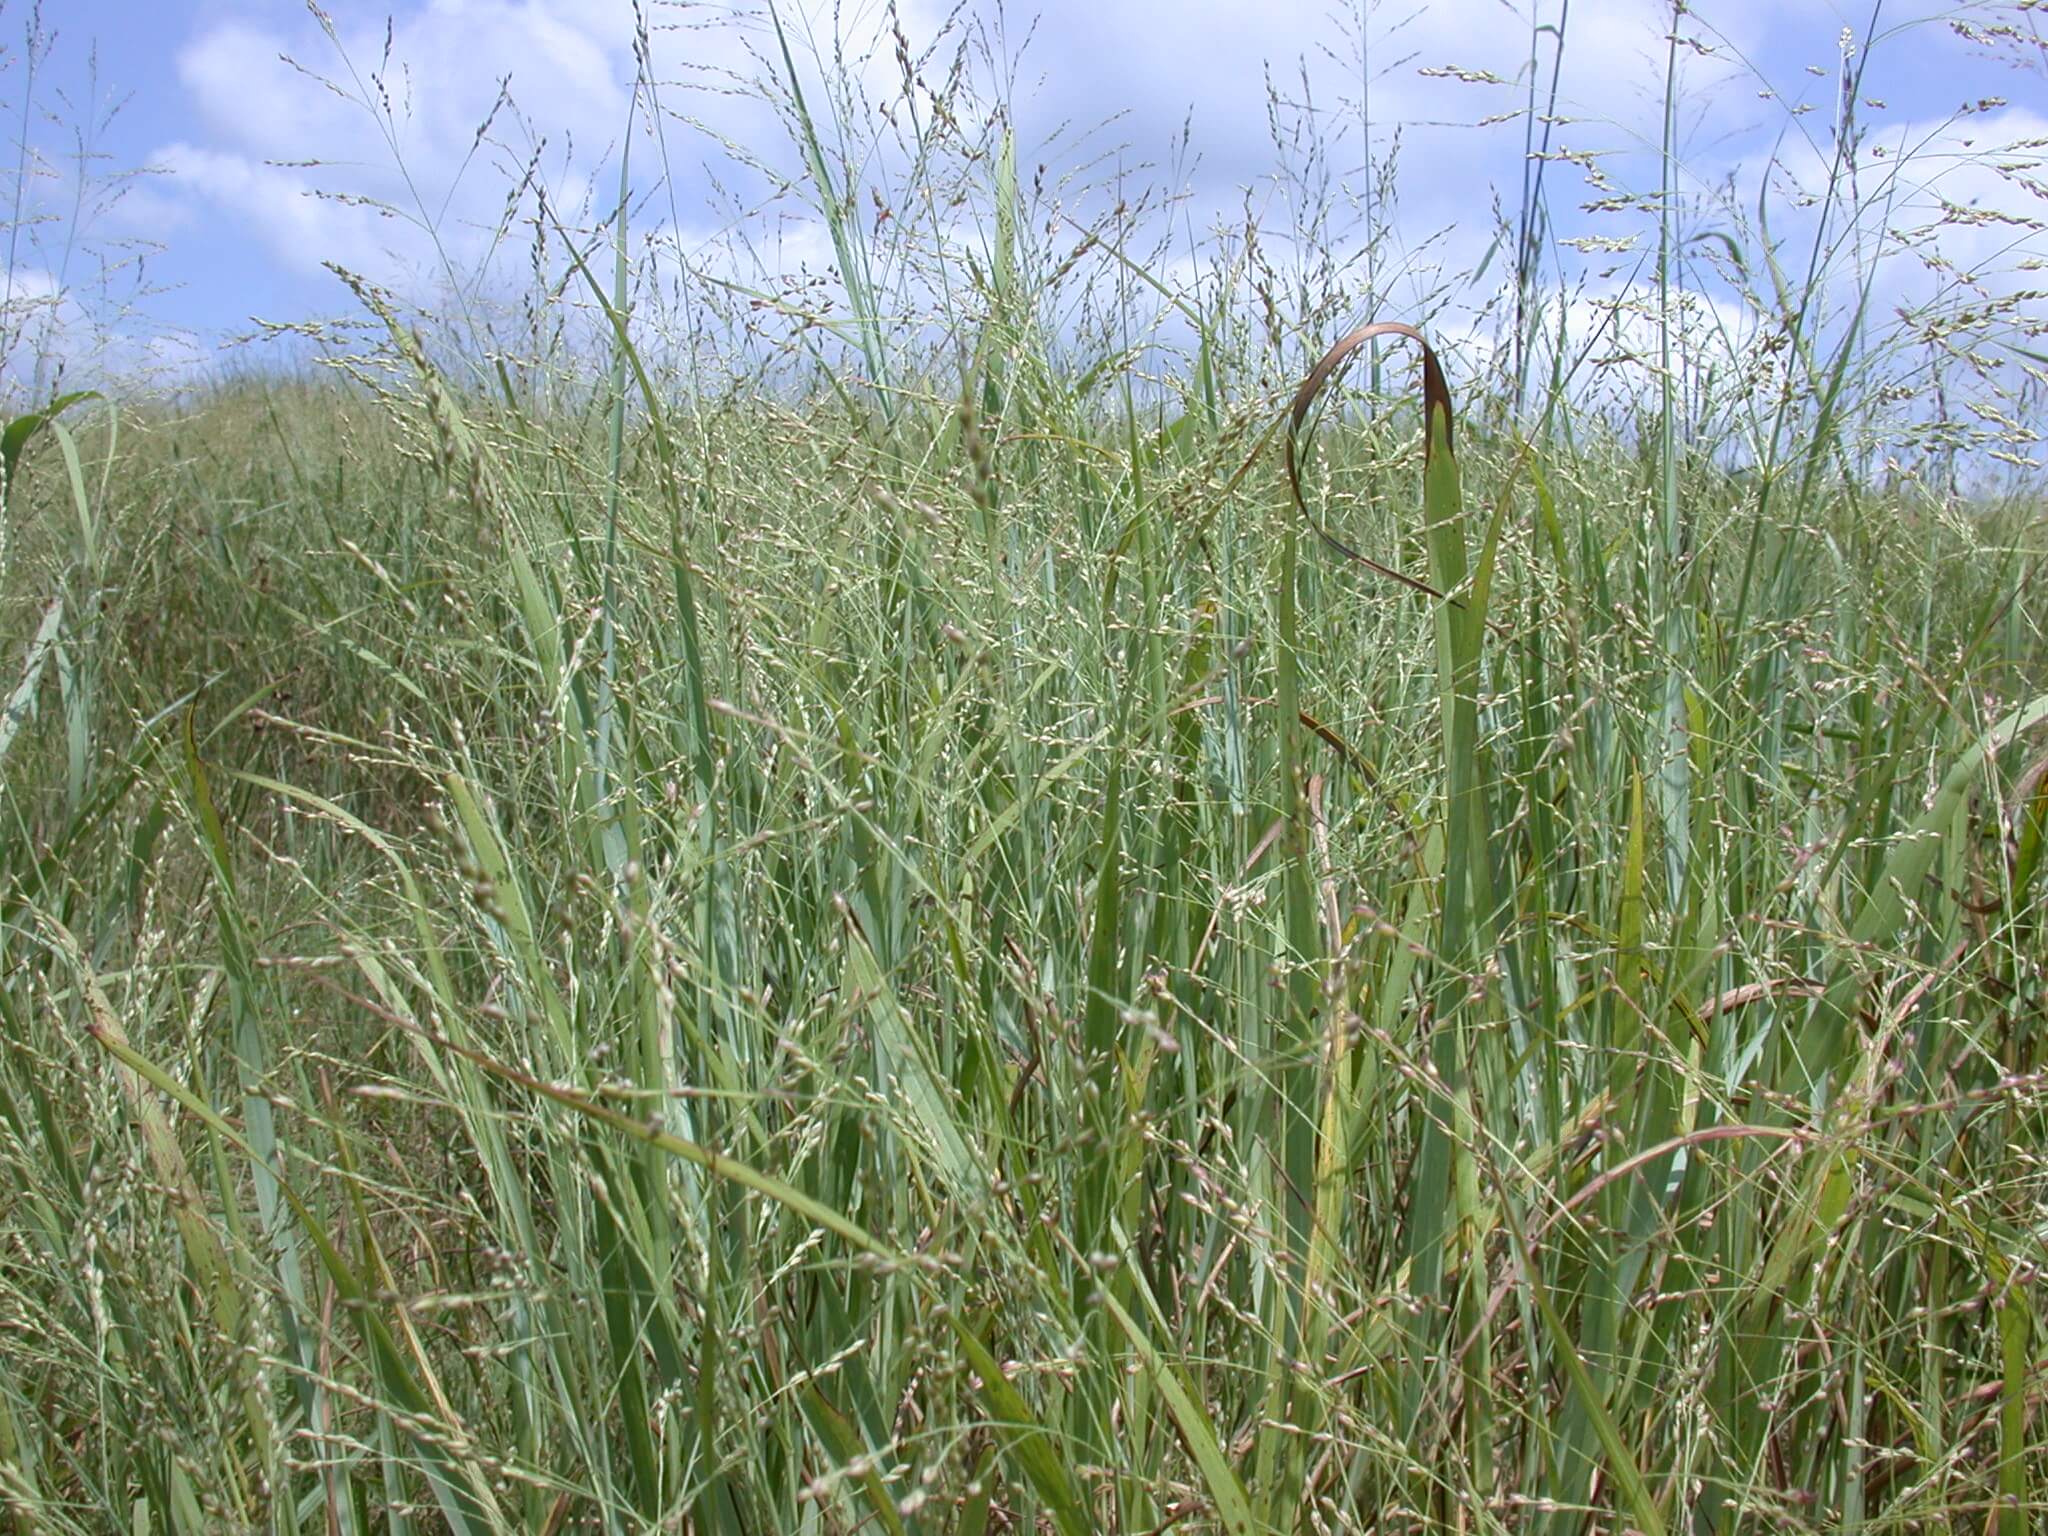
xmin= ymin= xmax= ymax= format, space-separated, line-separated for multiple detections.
xmin=3 ymin=6 xmax=2048 ymax=1531
xmin=0 ymin=303 xmax=2042 ymax=1534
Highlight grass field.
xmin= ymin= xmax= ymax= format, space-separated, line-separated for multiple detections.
xmin=3 ymin=4 xmax=2047 ymax=1533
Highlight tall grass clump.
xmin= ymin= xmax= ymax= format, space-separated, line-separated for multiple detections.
xmin=2 ymin=2 xmax=2046 ymax=1533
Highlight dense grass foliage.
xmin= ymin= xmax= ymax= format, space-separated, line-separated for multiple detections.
xmin=0 ymin=315 xmax=2042 ymax=1534
xmin=4 ymin=3 xmax=2048 ymax=1528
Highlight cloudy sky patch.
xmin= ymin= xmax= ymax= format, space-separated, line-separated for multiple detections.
xmin=4 ymin=0 xmax=2042 ymax=399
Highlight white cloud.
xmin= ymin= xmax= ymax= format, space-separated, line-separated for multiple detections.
xmin=0 ymin=264 xmax=210 ymax=401
xmin=1696 ymin=101 xmax=2048 ymax=348
xmin=159 ymin=0 xmax=645 ymax=304
xmin=151 ymin=143 xmax=391 ymax=279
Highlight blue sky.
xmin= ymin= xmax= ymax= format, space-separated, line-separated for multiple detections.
xmin=5 ymin=0 xmax=2044 ymax=398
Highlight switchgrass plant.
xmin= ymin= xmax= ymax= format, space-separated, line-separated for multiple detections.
xmin=3 ymin=3 xmax=2047 ymax=1533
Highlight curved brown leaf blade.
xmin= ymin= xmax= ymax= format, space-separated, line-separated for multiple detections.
xmin=1284 ymin=321 xmax=1458 ymax=603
